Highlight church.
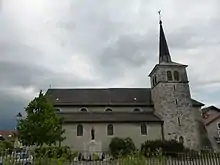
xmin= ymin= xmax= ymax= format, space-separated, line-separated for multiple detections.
xmin=45 ymin=19 xmax=204 ymax=151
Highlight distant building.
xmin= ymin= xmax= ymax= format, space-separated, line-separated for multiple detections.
xmin=202 ymin=106 xmax=220 ymax=151
xmin=46 ymin=19 xmax=205 ymax=151
xmin=0 ymin=130 xmax=17 ymax=141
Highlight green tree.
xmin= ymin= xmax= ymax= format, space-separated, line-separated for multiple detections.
xmin=17 ymin=90 xmax=65 ymax=146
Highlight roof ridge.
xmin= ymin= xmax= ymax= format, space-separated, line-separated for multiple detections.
xmin=48 ymin=88 xmax=151 ymax=90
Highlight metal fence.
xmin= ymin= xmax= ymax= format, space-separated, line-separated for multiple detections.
xmin=0 ymin=150 xmax=220 ymax=165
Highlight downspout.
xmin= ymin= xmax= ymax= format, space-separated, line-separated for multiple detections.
xmin=161 ymin=121 xmax=165 ymax=141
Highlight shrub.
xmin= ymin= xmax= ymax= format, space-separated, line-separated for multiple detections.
xmin=34 ymin=146 xmax=77 ymax=160
xmin=163 ymin=140 xmax=184 ymax=155
xmin=141 ymin=139 xmax=184 ymax=157
xmin=109 ymin=137 xmax=136 ymax=158
xmin=0 ymin=141 xmax=14 ymax=150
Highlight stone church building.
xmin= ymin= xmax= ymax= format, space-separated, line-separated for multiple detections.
xmin=45 ymin=20 xmax=205 ymax=151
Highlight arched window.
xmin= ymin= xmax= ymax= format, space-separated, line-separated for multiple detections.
xmin=167 ymin=71 xmax=173 ymax=81
xmin=107 ymin=124 xmax=114 ymax=135
xmin=105 ymin=108 xmax=112 ymax=112
xmin=177 ymin=117 xmax=181 ymax=126
xmin=179 ymin=136 xmax=184 ymax=144
xmin=77 ymin=124 xmax=83 ymax=136
xmin=55 ymin=108 xmax=61 ymax=112
xmin=152 ymin=75 xmax=157 ymax=86
xmin=80 ymin=108 xmax=88 ymax=112
xmin=174 ymin=71 xmax=180 ymax=81
xmin=154 ymin=76 xmax=157 ymax=84
xmin=141 ymin=123 xmax=147 ymax=135
xmin=152 ymin=77 xmax=155 ymax=86
xmin=134 ymin=108 xmax=141 ymax=112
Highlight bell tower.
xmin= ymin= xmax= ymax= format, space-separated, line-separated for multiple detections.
xmin=149 ymin=12 xmax=200 ymax=150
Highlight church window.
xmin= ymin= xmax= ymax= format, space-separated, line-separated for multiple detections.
xmin=177 ymin=117 xmax=181 ymax=126
xmin=217 ymin=122 xmax=220 ymax=129
xmin=152 ymin=77 xmax=155 ymax=86
xmin=80 ymin=108 xmax=88 ymax=112
xmin=55 ymin=108 xmax=61 ymax=112
xmin=77 ymin=124 xmax=83 ymax=136
xmin=154 ymin=76 xmax=157 ymax=85
xmin=174 ymin=71 xmax=180 ymax=81
xmin=105 ymin=108 xmax=112 ymax=112
xmin=107 ymin=124 xmax=114 ymax=135
xmin=134 ymin=108 xmax=141 ymax=112
xmin=141 ymin=123 xmax=147 ymax=135
xmin=167 ymin=71 xmax=173 ymax=81
xmin=175 ymin=99 xmax=178 ymax=105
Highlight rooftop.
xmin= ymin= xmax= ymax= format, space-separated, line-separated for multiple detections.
xmin=46 ymin=88 xmax=204 ymax=107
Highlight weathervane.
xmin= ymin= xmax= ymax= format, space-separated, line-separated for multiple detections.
xmin=158 ymin=10 xmax=162 ymax=24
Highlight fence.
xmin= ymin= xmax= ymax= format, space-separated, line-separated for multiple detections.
xmin=0 ymin=150 xmax=220 ymax=165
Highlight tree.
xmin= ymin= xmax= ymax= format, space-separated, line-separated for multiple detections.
xmin=17 ymin=90 xmax=65 ymax=146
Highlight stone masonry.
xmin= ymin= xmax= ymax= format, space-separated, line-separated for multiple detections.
xmin=150 ymin=64 xmax=201 ymax=150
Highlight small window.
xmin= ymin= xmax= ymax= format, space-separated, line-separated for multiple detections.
xmin=77 ymin=124 xmax=83 ymax=136
xmin=105 ymin=108 xmax=112 ymax=112
xmin=154 ymin=76 xmax=157 ymax=85
xmin=152 ymin=77 xmax=155 ymax=86
xmin=80 ymin=108 xmax=88 ymax=112
xmin=141 ymin=123 xmax=147 ymax=135
xmin=107 ymin=124 xmax=114 ymax=136
xmin=134 ymin=108 xmax=141 ymax=112
xmin=177 ymin=117 xmax=181 ymax=126
xmin=167 ymin=71 xmax=173 ymax=81
xmin=174 ymin=71 xmax=180 ymax=81
xmin=217 ymin=122 xmax=220 ymax=129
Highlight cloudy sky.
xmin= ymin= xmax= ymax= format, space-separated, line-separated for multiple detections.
xmin=0 ymin=0 xmax=220 ymax=130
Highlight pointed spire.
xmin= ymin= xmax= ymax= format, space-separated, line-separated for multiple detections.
xmin=158 ymin=11 xmax=172 ymax=63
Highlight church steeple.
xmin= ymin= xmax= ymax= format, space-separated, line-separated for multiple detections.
xmin=158 ymin=12 xmax=172 ymax=63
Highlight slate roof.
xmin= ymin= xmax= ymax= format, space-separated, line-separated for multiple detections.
xmin=0 ymin=130 xmax=17 ymax=136
xmin=57 ymin=112 xmax=163 ymax=123
xmin=46 ymin=88 xmax=204 ymax=107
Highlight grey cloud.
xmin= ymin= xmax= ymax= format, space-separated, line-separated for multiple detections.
xmin=0 ymin=60 xmax=100 ymax=92
xmin=0 ymin=42 xmax=46 ymax=64
xmin=0 ymin=91 xmax=26 ymax=129
xmin=168 ymin=17 xmax=220 ymax=50
xmin=0 ymin=61 xmax=52 ymax=88
xmin=97 ymin=31 xmax=158 ymax=80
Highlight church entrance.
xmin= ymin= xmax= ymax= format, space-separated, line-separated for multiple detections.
xmin=179 ymin=136 xmax=184 ymax=144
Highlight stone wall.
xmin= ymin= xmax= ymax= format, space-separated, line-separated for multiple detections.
xmin=150 ymin=64 xmax=201 ymax=150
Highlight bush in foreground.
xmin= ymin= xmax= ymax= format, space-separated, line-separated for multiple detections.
xmin=141 ymin=139 xmax=184 ymax=157
xmin=109 ymin=137 xmax=136 ymax=158
xmin=34 ymin=146 xmax=77 ymax=160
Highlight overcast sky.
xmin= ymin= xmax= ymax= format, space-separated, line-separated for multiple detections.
xmin=0 ymin=0 xmax=220 ymax=129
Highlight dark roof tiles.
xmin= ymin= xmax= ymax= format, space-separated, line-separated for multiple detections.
xmin=46 ymin=88 xmax=204 ymax=107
